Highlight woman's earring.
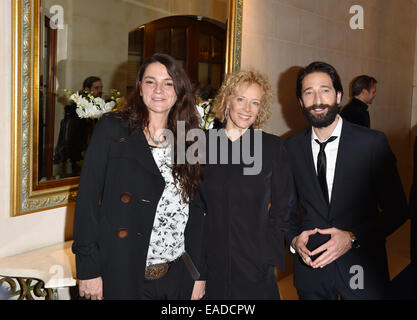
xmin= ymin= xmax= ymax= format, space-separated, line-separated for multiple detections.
xmin=224 ymin=107 xmax=229 ymax=120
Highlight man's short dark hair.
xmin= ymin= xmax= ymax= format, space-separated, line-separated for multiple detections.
xmin=82 ymin=76 xmax=101 ymax=90
xmin=296 ymin=61 xmax=343 ymax=101
xmin=351 ymin=75 xmax=378 ymax=97
xmin=196 ymin=85 xmax=214 ymax=101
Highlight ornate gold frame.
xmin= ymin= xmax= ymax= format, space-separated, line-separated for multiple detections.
xmin=11 ymin=0 xmax=243 ymax=216
xmin=225 ymin=0 xmax=243 ymax=73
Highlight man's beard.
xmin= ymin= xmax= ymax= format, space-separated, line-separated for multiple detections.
xmin=301 ymin=102 xmax=340 ymax=128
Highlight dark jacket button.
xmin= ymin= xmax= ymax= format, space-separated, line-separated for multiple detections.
xmin=120 ymin=193 xmax=132 ymax=203
xmin=117 ymin=228 xmax=129 ymax=238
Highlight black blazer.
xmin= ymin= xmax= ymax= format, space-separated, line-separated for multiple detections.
xmin=284 ymin=120 xmax=408 ymax=298
xmin=72 ymin=114 xmax=203 ymax=299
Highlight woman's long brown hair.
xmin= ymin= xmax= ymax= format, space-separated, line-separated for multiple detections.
xmin=114 ymin=53 xmax=202 ymax=203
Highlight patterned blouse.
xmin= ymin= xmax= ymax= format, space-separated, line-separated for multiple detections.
xmin=145 ymin=143 xmax=189 ymax=266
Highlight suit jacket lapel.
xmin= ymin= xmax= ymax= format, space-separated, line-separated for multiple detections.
xmin=328 ymin=121 xmax=350 ymax=216
xmin=127 ymin=128 xmax=164 ymax=179
xmin=302 ymin=129 xmax=329 ymax=217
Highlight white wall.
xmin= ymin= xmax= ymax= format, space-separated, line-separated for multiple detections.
xmin=411 ymin=18 xmax=417 ymax=155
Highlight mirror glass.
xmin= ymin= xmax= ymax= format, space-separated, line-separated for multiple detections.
xmin=38 ymin=0 xmax=229 ymax=181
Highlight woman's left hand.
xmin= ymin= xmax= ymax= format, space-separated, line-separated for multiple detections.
xmin=191 ymin=280 xmax=206 ymax=300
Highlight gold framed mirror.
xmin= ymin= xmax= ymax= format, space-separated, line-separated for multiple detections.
xmin=11 ymin=0 xmax=243 ymax=216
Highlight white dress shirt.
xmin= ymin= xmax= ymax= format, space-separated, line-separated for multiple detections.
xmin=311 ymin=115 xmax=343 ymax=202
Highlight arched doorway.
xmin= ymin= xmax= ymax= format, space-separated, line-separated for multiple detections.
xmin=127 ymin=15 xmax=226 ymax=98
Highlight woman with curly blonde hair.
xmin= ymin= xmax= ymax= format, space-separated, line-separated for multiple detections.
xmin=212 ymin=69 xmax=273 ymax=129
xmin=191 ymin=69 xmax=295 ymax=300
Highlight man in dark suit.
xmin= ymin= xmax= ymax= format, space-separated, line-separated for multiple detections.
xmin=340 ymin=75 xmax=377 ymax=128
xmin=285 ymin=61 xmax=408 ymax=299
xmin=54 ymin=76 xmax=103 ymax=177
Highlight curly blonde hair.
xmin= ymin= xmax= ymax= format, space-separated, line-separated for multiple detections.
xmin=213 ymin=69 xmax=273 ymax=129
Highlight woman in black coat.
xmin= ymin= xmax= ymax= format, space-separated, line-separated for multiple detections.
xmin=191 ymin=70 xmax=294 ymax=300
xmin=72 ymin=53 xmax=204 ymax=300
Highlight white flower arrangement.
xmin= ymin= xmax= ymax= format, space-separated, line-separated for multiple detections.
xmin=196 ymin=99 xmax=215 ymax=130
xmin=63 ymin=89 xmax=121 ymax=119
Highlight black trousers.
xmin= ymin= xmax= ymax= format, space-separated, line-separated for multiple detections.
xmin=297 ymin=264 xmax=386 ymax=300
xmin=141 ymin=259 xmax=194 ymax=300
xmin=205 ymin=265 xmax=280 ymax=300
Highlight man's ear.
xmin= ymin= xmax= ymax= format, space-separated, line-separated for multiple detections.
xmin=298 ymin=98 xmax=304 ymax=108
xmin=359 ymin=88 xmax=368 ymax=96
xmin=336 ymin=92 xmax=342 ymax=105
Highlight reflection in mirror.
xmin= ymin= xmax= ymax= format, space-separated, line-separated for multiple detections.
xmin=38 ymin=0 xmax=228 ymax=182
xmin=127 ymin=16 xmax=226 ymax=97
xmin=39 ymin=13 xmax=58 ymax=181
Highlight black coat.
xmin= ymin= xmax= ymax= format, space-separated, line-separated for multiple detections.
xmin=54 ymin=104 xmax=88 ymax=164
xmin=340 ymin=98 xmax=370 ymax=128
xmin=284 ymin=120 xmax=408 ymax=298
xmin=72 ymin=114 xmax=203 ymax=299
xmin=193 ymin=128 xmax=294 ymax=299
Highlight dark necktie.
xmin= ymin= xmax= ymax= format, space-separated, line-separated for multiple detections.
xmin=315 ymin=136 xmax=337 ymax=204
